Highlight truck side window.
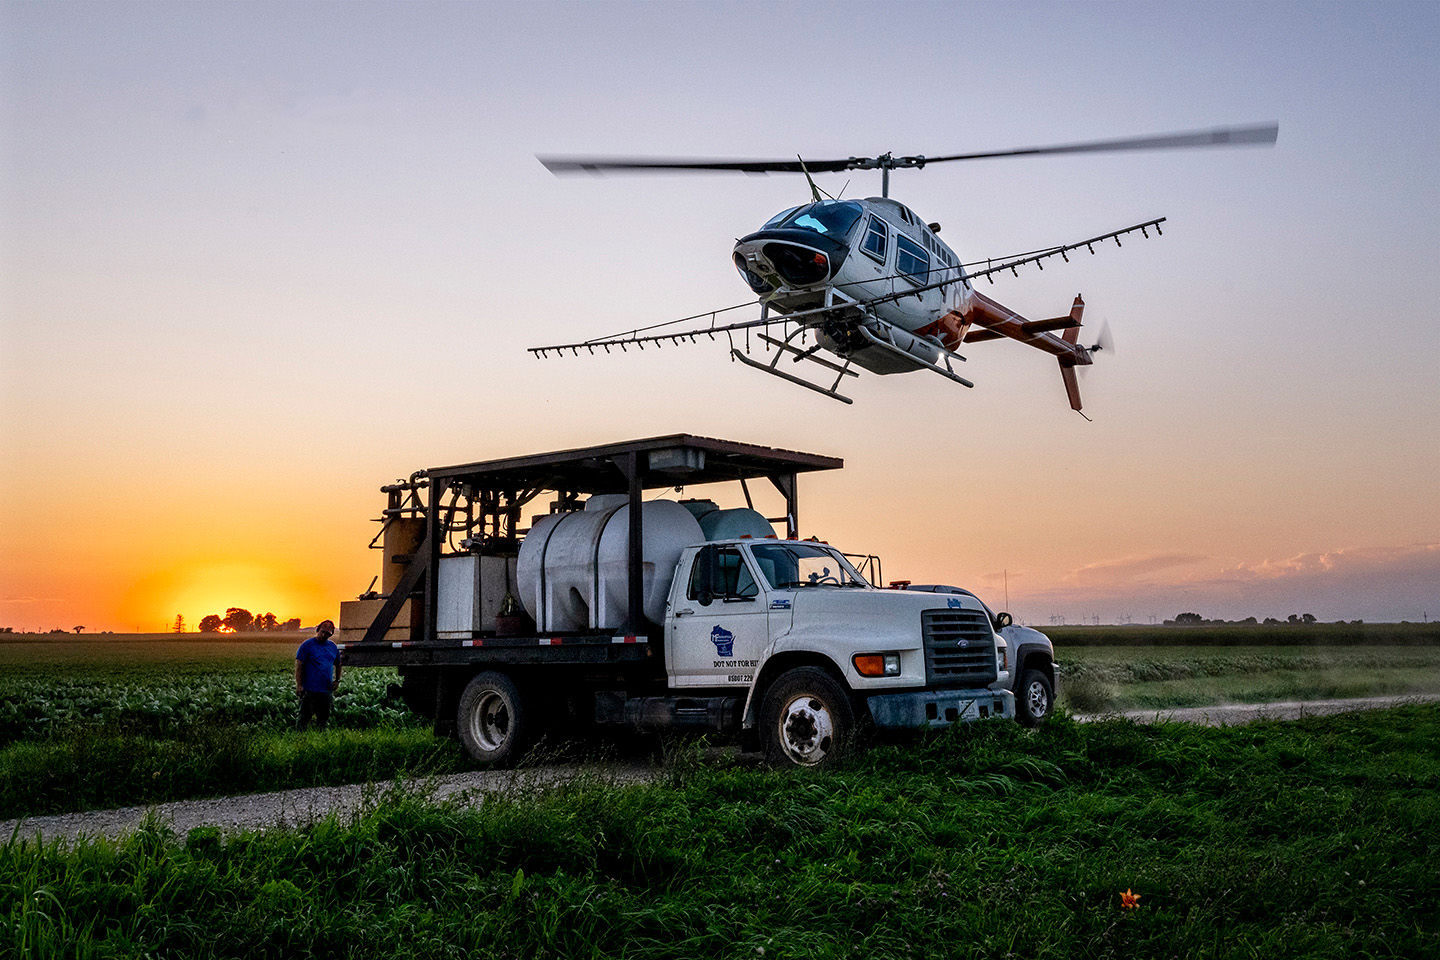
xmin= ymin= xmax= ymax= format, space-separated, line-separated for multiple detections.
xmin=688 ymin=547 xmax=758 ymax=601
xmin=722 ymin=551 xmax=759 ymax=598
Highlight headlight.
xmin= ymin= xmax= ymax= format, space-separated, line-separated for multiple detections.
xmin=996 ymin=640 xmax=1009 ymax=672
xmin=853 ymin=653 xmax=902 ymax=677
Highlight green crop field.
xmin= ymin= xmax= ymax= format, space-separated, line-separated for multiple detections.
xmin=4 ymin=708 xmax=1438 ymax=959
xmin=0 ymin=635 xmax=460 ymax=818
xmin=1043 ymin=621 xmax=1440 ymax=647
xmin=1054 ymin=645 xmax=1440 ymax=713
xmin=4 ymin=629 xmax=1439 ymax=819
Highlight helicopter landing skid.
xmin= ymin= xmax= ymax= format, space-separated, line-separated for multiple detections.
xmin=731 ymin=330 xmax=858 ymax=404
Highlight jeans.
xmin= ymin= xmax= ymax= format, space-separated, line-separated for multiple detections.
xmin=298 ymin=691 xmax=334 ymax=730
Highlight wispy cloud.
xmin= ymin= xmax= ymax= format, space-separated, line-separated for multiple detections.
xmin=1063 ymin=553 xmax=1213 ymax=585
xmin=1020 ymin=543 xmax=1440 ymax=623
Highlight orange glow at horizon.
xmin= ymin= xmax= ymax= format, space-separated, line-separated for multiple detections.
xmin=118 ymin=559 xmax=335 ymax=632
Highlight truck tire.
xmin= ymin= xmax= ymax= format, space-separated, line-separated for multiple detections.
xmin=1016 ymin=668 xmax=1054 ymax=727
xmin=457 ymin=671 xmax=528 ymax=767
xmin=760 ymin=667 xmax=854 ymax=768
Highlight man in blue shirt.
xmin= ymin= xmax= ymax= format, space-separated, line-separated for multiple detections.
xmin=295 ymin=619 xmax=342 ymax=730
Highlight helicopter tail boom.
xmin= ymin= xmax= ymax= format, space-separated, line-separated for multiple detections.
xmin=959 ymin=292 xmax=1094 ymax=412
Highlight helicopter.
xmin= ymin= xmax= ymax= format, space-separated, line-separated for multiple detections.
xmin=531 ymin=123 xmax=1278 ymax=412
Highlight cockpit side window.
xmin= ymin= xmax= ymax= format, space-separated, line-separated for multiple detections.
xmin=896 ymin=234 xmax=930 ymax=284
xmin=861 ymin=216 xmax=889 ymax=263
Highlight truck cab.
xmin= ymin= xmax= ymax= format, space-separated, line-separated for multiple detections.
xmin=665 ymin=538 xmax=1014 ymax=765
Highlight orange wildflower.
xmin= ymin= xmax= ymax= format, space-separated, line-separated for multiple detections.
xmin=1120 ymin=888 xmax=1141 ymax=909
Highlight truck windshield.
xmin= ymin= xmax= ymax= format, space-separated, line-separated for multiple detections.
xmin=749 ymin=542 xmax=869 ymax=589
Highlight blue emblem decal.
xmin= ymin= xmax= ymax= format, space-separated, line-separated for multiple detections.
xmin=710 ymin=626 xmax=735 ymax=657
xmin=947 ymin=597 xmax=964 ymax=609
xmin=770 ymin=598 xmax=792 ymax=610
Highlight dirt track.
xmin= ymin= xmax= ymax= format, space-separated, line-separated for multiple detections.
xmin=1076 ymin=692 xmax=1440 ymax=726
xmin=7 ymin=693 xmax=1438 ymax=845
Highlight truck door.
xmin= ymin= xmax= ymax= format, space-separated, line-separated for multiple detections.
xmin=668 ymin=544 xmax=768 ymax=688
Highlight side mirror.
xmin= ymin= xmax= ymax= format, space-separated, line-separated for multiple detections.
xmin=995 ymin=611 xmax=1013 ymax=629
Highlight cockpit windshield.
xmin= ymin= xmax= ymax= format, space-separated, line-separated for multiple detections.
xmin=762 ymin=201 xmax=865 ymax=238
xmin=749 ymin=542 xmax=870 ymax=590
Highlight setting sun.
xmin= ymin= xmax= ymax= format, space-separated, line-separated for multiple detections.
xmin=118 ymin=559 xmax=325 ymax=631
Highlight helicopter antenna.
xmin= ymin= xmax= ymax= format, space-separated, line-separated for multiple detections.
xmin=797 ymin=156 xmax=831 ymax=202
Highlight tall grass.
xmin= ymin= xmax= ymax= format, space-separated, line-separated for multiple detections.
xmin=3 ymin=707 xmax=1437 ymax=959
xmin=0 ymin=725 xmax=466 ymax=819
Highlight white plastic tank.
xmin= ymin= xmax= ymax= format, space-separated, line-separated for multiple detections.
xmin=517 ymin=498 xmax=704 ymax=632
xmin=699 ymin=507 xmax=775 ymax=541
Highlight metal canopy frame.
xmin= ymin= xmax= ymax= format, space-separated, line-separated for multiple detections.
xmin=362 ymin=435 xmax=842 ymax=645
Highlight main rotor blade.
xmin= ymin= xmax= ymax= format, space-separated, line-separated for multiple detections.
xmin=537 ymin=156 xmax=855 ymax=175
xmin=919 ymin=122 xmax=1278 ymax=164
xmin=537 ymin=122 xmax=1277 ymax=177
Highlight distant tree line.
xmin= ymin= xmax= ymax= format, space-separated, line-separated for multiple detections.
xmin=197 ymin=608 xmax=302 ymax=633
xmin=1165 ymin=612 xmax=1363 ymax=626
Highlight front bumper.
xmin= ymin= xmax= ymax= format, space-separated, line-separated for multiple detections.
xmin=867 ymin=688 xmax=1015 ymax=728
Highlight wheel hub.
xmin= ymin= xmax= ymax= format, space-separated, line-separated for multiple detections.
xmin=780 ymin=695 xmax=835 ymax=765
xmin=474 ymin=691 xmax=511 ymax=750
xmin=1027 ymin=680 xmax=1049 ymax=715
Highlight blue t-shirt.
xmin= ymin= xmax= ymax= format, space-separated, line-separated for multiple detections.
xmin=296 ymin=636 xmax=340 ymax=693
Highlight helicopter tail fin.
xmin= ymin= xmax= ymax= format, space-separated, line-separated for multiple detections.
xmin=1060 ymin=295 xmax=1084 ymax=342
xmin=1059 ymin=361 xmax=1083 ymax=411
xmin=1060 ymin=295 xmax=1085 ymax=411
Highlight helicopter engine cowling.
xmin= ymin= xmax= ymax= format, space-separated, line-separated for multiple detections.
xmin=816 ymin=318 xmax=940 ymax=376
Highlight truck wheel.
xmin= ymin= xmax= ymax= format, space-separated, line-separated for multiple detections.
xmin=760 ymin=667 xmax=854 ymax=768
xmin=457 ymin=671 xmax=528 ymax=766
xmin=1017 ymin=668 xmax=1054 ymax=727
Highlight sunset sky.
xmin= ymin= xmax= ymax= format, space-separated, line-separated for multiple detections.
xmin=3 ymin=1 xmax=1437 ymax=632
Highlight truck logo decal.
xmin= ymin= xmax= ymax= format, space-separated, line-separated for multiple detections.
xmin=710 ymin=626 xmax=735 ymax=657
xmin=956 ymin=638 xmax=970 ymax=648
xmin=770 ymin=599 xmax=791 ymax=610
xmin=947 ymin=598 xmax=964 ymax=609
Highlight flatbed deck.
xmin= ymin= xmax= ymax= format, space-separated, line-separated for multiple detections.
xmin=340 ymin=633 xmax=654 ymax=668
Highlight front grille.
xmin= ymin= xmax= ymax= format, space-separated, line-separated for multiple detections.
xmin=922 ymin=609 xmax=998 ymax=688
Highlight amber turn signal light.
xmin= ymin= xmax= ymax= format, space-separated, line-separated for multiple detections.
xmin=853 ymin=653 xmax=901 ymax=677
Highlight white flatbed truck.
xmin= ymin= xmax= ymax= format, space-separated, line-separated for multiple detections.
xmin=339 ymin=436 xmax=1051 ymax=768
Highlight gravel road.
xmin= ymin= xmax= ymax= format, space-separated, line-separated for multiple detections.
xmin=2 ymin=762 xmax=660 ymax=847
xmin=1075 ymin=692 xmax=1440 ymax=726
xmin=7 ymin=693 xmax=1437 ymax=846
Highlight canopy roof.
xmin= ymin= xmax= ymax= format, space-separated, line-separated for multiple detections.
xmin=426 ymin=434 xmax=841 ymax=494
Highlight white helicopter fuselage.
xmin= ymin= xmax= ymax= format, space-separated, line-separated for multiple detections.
xmin=731 ymin=197 xmax=973 ymax=375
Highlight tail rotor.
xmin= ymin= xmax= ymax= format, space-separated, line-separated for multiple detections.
xmin=1087 ymin=318 xmax=1114 ymax=358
